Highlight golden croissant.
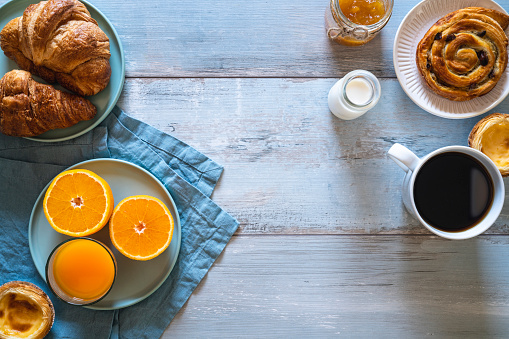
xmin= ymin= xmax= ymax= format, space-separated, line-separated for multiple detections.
xmin=0 ymin=70 xmax=97 ymax=137
xmin=0 ymin=0 xmax=111 ymax=96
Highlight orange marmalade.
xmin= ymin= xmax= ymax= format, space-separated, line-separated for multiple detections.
xmin=325 ymin=0 xmax=392 ymax=46
xmin=339 ymin=0 xmax=386 ymax=25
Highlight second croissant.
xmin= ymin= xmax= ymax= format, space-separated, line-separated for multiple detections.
xmin=0 ymin=70 xmax=97 ymax=137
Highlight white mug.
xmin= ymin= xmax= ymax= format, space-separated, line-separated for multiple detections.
xmin=388 ymin=143 xmax=505 ymax=240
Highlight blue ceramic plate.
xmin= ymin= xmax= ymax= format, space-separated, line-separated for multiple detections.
xmin=0 ymin=0 xmax=125 ymax=141
xmin=28 ymin=159 xmax=181 ymax=310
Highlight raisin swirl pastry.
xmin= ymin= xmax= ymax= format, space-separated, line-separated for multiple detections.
xmin=416 ymin=7 xmax=509 ymax=101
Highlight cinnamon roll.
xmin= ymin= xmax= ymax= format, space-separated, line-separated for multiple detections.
xmin=416 ymin=7 xmax=509 ymax=101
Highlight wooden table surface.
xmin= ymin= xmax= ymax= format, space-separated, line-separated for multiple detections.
xmin=5 ymin=0 xmax=509 ymax=337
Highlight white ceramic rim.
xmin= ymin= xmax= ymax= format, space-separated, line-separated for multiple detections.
xmin=393 ymin=0 xmax=509 ymax=119
xmin=407 ymin=146 xmax=505 ymax=239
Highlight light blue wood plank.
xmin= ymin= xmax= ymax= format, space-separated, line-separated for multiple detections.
xmin=117 ymin=77 xmax=509 ymax=234
xmin=163 ymin=235 xmax=509 ymax=337
xmin=3 ymin=0 xmax=507 ymax=77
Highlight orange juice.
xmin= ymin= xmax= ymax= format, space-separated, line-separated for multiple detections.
xmin=52 ymin=239 xmax=115 ymax=300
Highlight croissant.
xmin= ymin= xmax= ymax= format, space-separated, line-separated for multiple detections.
xmin=416 ymin=7 xmax=509 ymax=101
xmin=0 ymin=70 xmax=97 ymax=137
xmin=0 ymin=0 xmax=111 ymax=96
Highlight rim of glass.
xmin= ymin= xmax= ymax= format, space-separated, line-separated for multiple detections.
xmin=341 ymin=71 xmax=381 ymax=108
xmin=331 ymin=0 xmax=394 ymax=29
xmin=45 ymin=237 xmax=117 ymax=306
xmin=343 ymin=75 xmax=375 ymax=107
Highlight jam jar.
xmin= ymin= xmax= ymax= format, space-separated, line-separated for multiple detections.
xmin=325 ymin=0 xmax=394 ymax=46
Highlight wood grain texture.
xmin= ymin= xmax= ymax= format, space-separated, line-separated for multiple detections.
xmin=163 ymin=235 xmax=509 ymax=337
xmin=117 ymin=77 xmax=509 ymax=234
xmin=0 ymin=0 xmax=438 ymax=78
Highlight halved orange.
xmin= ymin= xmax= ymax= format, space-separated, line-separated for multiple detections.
xmin=109 ymin=195 xmax=174 ymax=261
xmin=43 ymin=169 xmax=114 ymax=236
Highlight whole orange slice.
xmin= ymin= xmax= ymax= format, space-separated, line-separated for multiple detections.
xmin=109 ymin=195 xmax=174 ymax=261
xmin=43 ymin=169 xmax=114 ymax=236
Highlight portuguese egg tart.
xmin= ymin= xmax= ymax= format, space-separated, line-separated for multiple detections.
xmin=0 ymin=281 xmax=54 ymax=339
xmin=469 ymin=113 xmax=509 ymax=176
xmin=416 ymin=7 xmax=509 ymax=101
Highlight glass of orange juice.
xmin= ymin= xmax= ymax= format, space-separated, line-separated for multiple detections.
xmin=45 ymin=238 xmax=117 ymax=306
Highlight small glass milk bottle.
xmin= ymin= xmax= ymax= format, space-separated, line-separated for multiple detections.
xmin=328 ymin=70 xmax=381 ymax=120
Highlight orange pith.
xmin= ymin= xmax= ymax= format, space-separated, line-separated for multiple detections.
xmin=109 ymin=195 xmax=174 ymax=261
xmin=43 ymin=169 xmax=114 ymax=236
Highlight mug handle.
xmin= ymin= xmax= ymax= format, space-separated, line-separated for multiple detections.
xmin=388 ymin=143 xmax=420 ymax=172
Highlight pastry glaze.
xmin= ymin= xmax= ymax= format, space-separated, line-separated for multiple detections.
xmin=0 ymin=281 xmax=54 ymax=339
xmin=0 ymin=0 xmax=111 ymax=96
xmin=469 ymin=113 xmax=509 ymax=176
xmin=0 ymin=70 xmax=97 ymax=137
xmin=416 ymin=7 xmax=509 ymax=101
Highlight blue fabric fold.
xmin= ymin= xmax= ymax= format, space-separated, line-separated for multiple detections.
xmin=0 ymin=106 xmax=239 ymax=338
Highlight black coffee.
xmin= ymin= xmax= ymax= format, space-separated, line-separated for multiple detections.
xmin=413 ymin=152 xmax=494 ymax=232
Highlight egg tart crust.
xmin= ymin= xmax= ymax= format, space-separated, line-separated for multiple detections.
xmin=0 ymin=281 xmax=54 ymax=339
xmin=469 ymin=113 xmax=509 ymax=176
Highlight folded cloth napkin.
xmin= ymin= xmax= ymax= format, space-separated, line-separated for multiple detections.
xmin=0 ymin=106 xmax=239 ymax=338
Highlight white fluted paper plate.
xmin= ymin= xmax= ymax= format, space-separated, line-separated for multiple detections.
xmin=393 ymin=0 xmax=509 ymax=119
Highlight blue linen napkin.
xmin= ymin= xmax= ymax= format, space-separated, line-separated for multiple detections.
xmin=0 ymin=106 xmax=239 ymax=338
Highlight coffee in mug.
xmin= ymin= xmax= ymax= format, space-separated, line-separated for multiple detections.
xmin=388 ymin=143 xmax=504 ymax=239
xmin=413 ymin=152 xmax=493 ymax=232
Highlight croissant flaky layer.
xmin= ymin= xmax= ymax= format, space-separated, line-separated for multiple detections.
xmin=0 ymin=0 xmax=111 ymax=96
xmin=416 ymin=7 xmax=509 ymax=101
xmin=0 ymin=70 xmax=97 ymax=137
